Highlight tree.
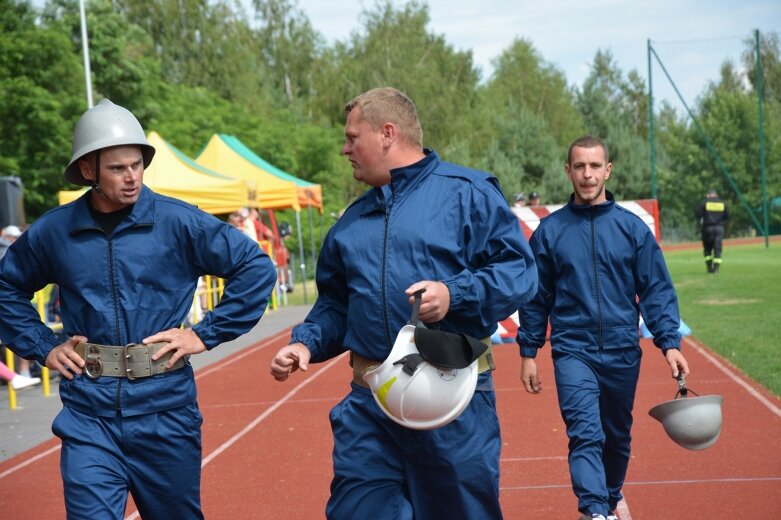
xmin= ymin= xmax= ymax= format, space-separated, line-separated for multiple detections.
xmin=249 ymin=0 xmax=323 ymax=104
xmin=482 ymin=38 xmax=583 ymax=149
xmin=477 ymin=38 xmax=583 ymax=202
xmin=308 ymin=1 xmax=482 ymax=153
xmin=116 ymin=0 xmax=279 ymax=113
xmin=576 ymin=50 xmax=649 ymax=200
xmin=0 ymin=0 xmax=85 ymax=218
xmin=743 ymin=31 xmax=781 ymax=104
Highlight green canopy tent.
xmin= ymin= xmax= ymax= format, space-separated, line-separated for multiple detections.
xmin=196 ymin=134 xmax=324 ymax=303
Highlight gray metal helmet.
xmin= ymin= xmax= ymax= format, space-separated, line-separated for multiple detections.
xmin=649 ymin=377 xmax=723 ymax=451
xmin=64 ymin=99 xmax=155 ymax=186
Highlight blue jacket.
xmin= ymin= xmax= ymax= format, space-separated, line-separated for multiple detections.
xmin=292 ymin=151 xmax=537 ymax=362
xmin=517 ymin=192 xmax=681 ymax=358
xmin=0 ymin=186 xmax=276 ymax=416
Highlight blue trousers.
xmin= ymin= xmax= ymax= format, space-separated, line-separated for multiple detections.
xmin=52 ymin=402 xmax=204 ymax=520
xmin=327 ymin=378 xmax=503 ymax=520
xmin=552 ymin=346 xmax=642 ymax=517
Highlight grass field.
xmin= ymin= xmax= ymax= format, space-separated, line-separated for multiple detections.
xmin=664 ymin=240 xmax=781 ymax=397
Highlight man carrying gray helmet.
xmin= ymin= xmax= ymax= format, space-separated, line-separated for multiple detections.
xmin=0 ymin=99 xmax=277 ymax=519
xmin=516 ymin=136 xmax=690 ymax=520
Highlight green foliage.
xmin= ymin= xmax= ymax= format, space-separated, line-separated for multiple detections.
xmin=250 ymin=0 xmax=324 ymax=103
xmin=476 ymin=38 xmax=583 ymax=202
xmin=665 ymin=242 xmax=781 ymax=396
xmin=308 ymin=0 xmax=482 ymax=153
xmin=478 ymin=105 xmax=565 ymax=203
xmin=0 ymin=0 xmax=84 ymax=216
xmin=483 ymin=38 xmax=583 ymax=148
xmin=4 ymin=0 xmax=778 ymax=259
xmin=576 ymin=50 xmax=650 ymax=200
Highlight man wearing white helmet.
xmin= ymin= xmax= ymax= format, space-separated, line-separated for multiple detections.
xmin=270 ymin=87 xmax=537 ymax=519
xmin=0 ymin=99 xmax=277 ymax=519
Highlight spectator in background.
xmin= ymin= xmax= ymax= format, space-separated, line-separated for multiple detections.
xmin=0 ymin=360 xmax=41 ymax=390
xmin=0 ymin=225 xmax=35 ymax=378
xmin=0 ymin=225 xmax=22 ymax=258
xmin=510 ymin=192 xmax=526 ymax=224
xmin=695 ymin=188 xmax=729 ymax=273
xmin=248 ymin=207 xmax=274 ymax=242
xmin=228 ymin=208 xmax=258 ymax=243
xmin=528 ymin=191 xmax=541 ymax=206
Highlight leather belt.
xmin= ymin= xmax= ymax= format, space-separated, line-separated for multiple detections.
xmin=74 ymin=342 xmax=186 ymax=380
xmin=350 ymin=337 xmax=495 ymax=388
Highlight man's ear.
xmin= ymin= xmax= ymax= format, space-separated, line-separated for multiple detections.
xmin=381 ymin=122 xmax=397 ymax=148
xmin=79 ymin=156 xmax=95 ymax=182
xmin=605 ymin=161 xmax=612 ymax=180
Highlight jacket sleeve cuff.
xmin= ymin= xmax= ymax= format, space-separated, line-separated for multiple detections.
xmin=520 ymin=347 xmax=539 ymax=359
xmin=290 ymin=330 xmax=323 ymax=362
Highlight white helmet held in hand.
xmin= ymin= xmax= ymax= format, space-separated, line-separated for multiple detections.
xmin=363 ymin=324 xmax=479 ymax=430
xmin=648 ymin=375 xmax=723 ymax=451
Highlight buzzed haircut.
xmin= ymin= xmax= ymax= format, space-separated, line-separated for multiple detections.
xmin=567 ymin=135 xmax=610 ymax=165
xmin=345 ymin=87 xmax=423 ymax=148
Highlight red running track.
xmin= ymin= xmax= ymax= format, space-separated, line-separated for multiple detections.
xmin=2 ymin=329 xmax=780 ymax=519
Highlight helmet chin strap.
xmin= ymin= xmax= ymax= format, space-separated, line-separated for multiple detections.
xmin=90 ymin=149 xmax=108 ymax=198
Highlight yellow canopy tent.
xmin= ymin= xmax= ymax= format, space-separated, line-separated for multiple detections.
xmin=58 ymin=132 xmax=249 ymax=215
xmin=196 ymin=134 xmax=325 ymax=303
xmin=195 ymin=134 xmax=301 ymax=211
xmin=196 ymin=134 xmax=322 ymax=211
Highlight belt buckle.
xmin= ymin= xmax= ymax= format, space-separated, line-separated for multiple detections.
xmin=84 ymin=344 xmax=103 ymax=379
xmin=123 ymin=343 xmax=137 ymax=381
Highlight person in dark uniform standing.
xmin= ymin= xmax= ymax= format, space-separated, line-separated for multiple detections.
xmin=695 ymin=188 xmax=729 ymax=273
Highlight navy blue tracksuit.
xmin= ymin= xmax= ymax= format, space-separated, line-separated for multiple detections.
xmin=517 ymin=192 xmax=682 ymax=517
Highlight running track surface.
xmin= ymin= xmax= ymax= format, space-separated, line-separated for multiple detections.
xmin=2 ymin=329 xmax=780 ymax=519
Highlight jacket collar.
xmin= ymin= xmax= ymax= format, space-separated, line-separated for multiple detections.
xmin=567 ymin=190 xmax=615 ymax=214
xmin=362 ymin=150 xmax=439 ymax=215
xmin=67 ymin=185 xmax=156 ymax=236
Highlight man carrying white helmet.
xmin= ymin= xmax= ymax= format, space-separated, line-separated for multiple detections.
xmin=270 ymin=87 xmax=538 ymax=519
xmin=0 ymin=99 xmax=277 ymax=519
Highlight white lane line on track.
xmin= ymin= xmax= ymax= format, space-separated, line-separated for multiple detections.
xmin=0 ymin=445 xmax=60 ymax=480
xmin=684 ymin=337 xmax=781 ymax=417
xmin=125 ymin=352 xmax=348 ymax=520
xmin=200 ymin=352 xmax=346 ymax=468
xmin=615 ymin=498 xmax=632 ymax=520
xmin=501 ymin=456 xmax=567 ymax=462
xmin=500 ymin=476 xmax=781 ymax=491
xmin=194 ymin=329 xmax=292 ymax=380
xmin=1 ymin=330 xmax=294 ymax=482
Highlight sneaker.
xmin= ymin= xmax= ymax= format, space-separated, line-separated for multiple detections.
xmin=578 ymin=515 xmax=607 ymax=520
xmin=608 ymin=515 xmax=618 ymax=520
xmin=10 ymin=374 xmax=41 ymax=390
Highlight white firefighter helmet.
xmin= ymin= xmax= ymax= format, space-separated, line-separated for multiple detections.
xmin=648 ymin=376 xmax=723 ymax=451
xmin=363 ymin=324 xmax=479 ymax=430
xmin=65 ymin=99 xmax=155 ymax=186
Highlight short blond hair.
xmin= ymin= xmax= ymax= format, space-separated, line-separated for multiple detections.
xmin=345 ymin=87 xmax=423 ymax=148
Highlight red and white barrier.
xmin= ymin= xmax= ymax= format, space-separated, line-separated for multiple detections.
xmin=511 ymin=199 xmax=660 ymax=242
xmin=498 ymin=199 xmax=665 ymax=345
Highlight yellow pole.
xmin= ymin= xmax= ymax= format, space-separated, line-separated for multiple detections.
xmin=35 ymin=290 xmax=52 ymax=397
xmin=5 ymin=346 xmax=17 ymax=409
